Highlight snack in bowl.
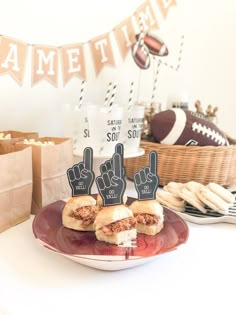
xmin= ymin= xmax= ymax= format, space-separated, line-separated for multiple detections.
xmin=150 ymin=108 xmax=228 ymax=146
xmin=23 ymin=139 xmax=55 ymax=145
xmin=129 ymin=199 xmax=164 ymax=235
xmin=0 ymin=132 xmax=11 ymax=139
xmin=62 ymin=195 xmax=101 ymax=231
xmin=94 ymin=204 xmax=137 ymax=245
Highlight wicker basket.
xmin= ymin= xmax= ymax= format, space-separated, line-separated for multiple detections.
xmin=124 ymin=135 xmax=236 ymax=187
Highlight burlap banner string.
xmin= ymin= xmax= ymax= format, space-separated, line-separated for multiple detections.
xmin=0 ymin=0 xmax=176 ymax=87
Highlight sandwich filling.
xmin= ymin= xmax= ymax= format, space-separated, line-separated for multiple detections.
xmin=70 ymin=205 xmax=101 ymax=227
xmin=134 ymin=213 xmax=159 ymax=225
xmin=101 ymin=217 xmax=136 ymax=236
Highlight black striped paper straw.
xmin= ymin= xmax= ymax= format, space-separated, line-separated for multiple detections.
xmin=104 ymin=81 xmax=112 ymax=107
xmin=175 ymin=35 xmax=184 ymax=71
xmin=138 ymin=16 xmax=145 ymax=52
xmin=108 ymin=83 xmax=117 ymax=109
xmin=77 ymin=80 xmax=85 ymax=109
xmin=128 ymin=81 xmax=134 ymax=111
xmin=99 ymin=83 xmax=117 ymax=154
xmin=161 ymin=35 xmax=184 ymax=71
xmin=151 ymin=57 xmax=161 ymax=103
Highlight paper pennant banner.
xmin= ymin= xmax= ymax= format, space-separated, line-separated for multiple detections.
xmin=156 ymin=0 xmax=176 ymax=19
xmin=32 ymin=45 xmax=58 ymax=87
xmin=89 ymin=33 xmax=115 ymax=76
xmin=0 ymin=36 xmax=28 ymax=86
xmin=114 ymin=17 xmax=136 ymax=60
xmin=61 ymin=43 xmax=86 ymax=85
xmin=135 ymin=0 xmax=159 ymax=32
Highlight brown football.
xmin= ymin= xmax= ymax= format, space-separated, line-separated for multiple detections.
xmin=132 ymin=42 xmax=150 ymax=69
xmin=150 ymin=109 xmax=228 ymax=146
xmin=136 ymin=33 xmax=168 ymax=56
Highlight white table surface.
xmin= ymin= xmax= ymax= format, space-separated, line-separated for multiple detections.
xmin=1 ymin=180 xmax=236 ymax=315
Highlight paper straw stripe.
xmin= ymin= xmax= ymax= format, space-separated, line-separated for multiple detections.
xmin=161 ymin=35 xmax=184 ymax=72
xmin=78 ymin=80 xmax=85 ymax=109
xmin=151 ymin=58 xmax=161 ymax=103
xmin=176 ymin=35 xmax=184 ymax=71
xmin=128 ymin=81 xmax=134 ymax=111
xmin=99 ymin=83 xmax=118 ymax=154
xmin=108 ymin=83 xmax=117 ymax=108
xmin=104 ymin=81 xmax=112 ymax=107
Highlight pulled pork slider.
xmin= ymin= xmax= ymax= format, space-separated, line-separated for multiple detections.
xmin=62 ymin=195 xmax=101 ymax=231
xmin=129 ymin=200 xmax=164 ymax=235
xmin=94 ymin=205 xmax=137 ymax=245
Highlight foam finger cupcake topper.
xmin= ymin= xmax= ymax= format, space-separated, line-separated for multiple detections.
xmin=67 ymin=147 xmax=95 ymax=196
xmin=96 ymin=143 xmax=126 ymax=207
xmin=134 ymin=151 xmax=159 ymax=200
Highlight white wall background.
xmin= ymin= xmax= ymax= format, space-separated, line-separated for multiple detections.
xmin=0 ymin=0 xmax=235 ymax=137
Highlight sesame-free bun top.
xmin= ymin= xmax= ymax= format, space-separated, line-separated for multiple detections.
xmin=63 ymin=195 xmax=96 ymax=214
xmin=129 ymin=199 xmax=163 ymax=216
xmin=94 ymin=204 xmax=133 ymax=230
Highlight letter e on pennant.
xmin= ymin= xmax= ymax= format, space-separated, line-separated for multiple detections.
xmin=61 ymin=43 xmax=86 ymax=86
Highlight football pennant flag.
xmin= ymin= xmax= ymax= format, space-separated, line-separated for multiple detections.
xmin=114 ymin=17 xmax=136 ymax=60
xmin=32 ymin=44 xmax=58 ymax=87
xmin=61 ymin=43 xmax=86 ymax=85
xmin=0 ymin=36 xmax=28 ymax=86
xmin=135 ymin=0 xmax=159 ymax=32
xmin=89 ymin=33 xmax=115 ymax=76
xmin=156 ymin=0 xmax=177 ymax=19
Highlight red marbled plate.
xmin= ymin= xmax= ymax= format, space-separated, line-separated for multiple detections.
xmin=32 ymin=197 xmax=189 ymax=270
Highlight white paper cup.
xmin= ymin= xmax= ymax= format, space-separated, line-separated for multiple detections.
xmin=121 ymin=105 xmax=145 ymax=154
xmin=87 ymin=104 xmax=123 ymax=156
xmin=63 ymin=104 xmax=91 ymax=154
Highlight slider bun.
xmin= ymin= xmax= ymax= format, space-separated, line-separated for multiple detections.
xmin=136 ymin=220 xmax=164 ymax=235
xmin=178 ymin=187 xmax=207 ymax=214
xmin=95 ymin=228 xmax=137 ymax=245
xmin=163 ymin=182 xmax=184 ymax=197
xmin=129 ymin=199 xmax=163 ymax=216
xmin=94 ymin=204 xmax=133 ymax=230
xmin=96 ymin=194 xmax=127 ymax=207
xmin=207 ymin=182 xmax=235 ymax=203
xmin=62 ymin=195 xmax=96 ymax=231
xmin=196 ymin=187 xmax=230 ymax=214
xmin=156 ymin=190 xmax=185 ymax=209
xmin=184 ymin=181 xmax=205 ymax=193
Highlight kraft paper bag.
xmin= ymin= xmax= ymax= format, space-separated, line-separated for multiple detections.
xmin=16 ymin=137 xmax=73 ymax=214
xmin=0 ymin=130 xmax=38 ymax=153
xmin=0 ymin=146 xmax=33 ymax=233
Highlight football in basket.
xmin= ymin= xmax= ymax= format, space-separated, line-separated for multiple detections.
xmin=150 ymin=109 xmax=229 ymax=146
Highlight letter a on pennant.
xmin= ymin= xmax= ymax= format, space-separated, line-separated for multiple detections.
xmin=89 ymin=33 xmax=115 ymax=76
xmin=32 ymin=45 xmax=58 ymax=87
xmin=0 ymin=36 xmax=28 ymax=86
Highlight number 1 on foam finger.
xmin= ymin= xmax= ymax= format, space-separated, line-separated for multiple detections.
xmin=149 ymin=151 xmax=157 ymax=175
xmin=113 ymin=153 xmax=121 ymax=178
xmin=84 ymin=147 xmax=93 ymax=171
